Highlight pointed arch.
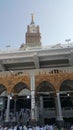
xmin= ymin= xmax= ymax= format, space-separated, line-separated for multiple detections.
xmin=12 ymin=82 xmax=30 ymax=93
xmin=0 ymin=84 xmax=7 ymax=94
xmin=36 ymin=80 xmax=55 ymax=92
xmin=60 ymin=79 xmax=73 ymax=92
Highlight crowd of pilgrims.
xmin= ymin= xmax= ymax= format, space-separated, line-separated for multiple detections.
xmin=0 ymin=108 xmax=30 ymax=123
xmin=0 ymin=123 xmax=73 ymax=130
xmin=0 ymin=124 xmax=57 ymax=130
xmin=0 ymin=108 xmax=73 ymax=130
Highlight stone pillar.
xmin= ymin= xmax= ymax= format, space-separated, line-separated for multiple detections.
xmin=55 ymin=92 xmax=64 ymax=128
xmin=35 ymin=102 xmax=38 ymax=122
xmin=13 ymin=98 xmax=17 ymax=121
xmin=14 ymin=93 xmax=18 ymax=120
xmin=14 ymin=99 xmax=16 ymax=116
xmin=39 ymin=96 xmax=44 ymax=125
xmin=0 ymin=98 xmax=4 ymax=122
xmin=5 ymin=94 xmax=11 ymax=122
xmin=30 ymin=75 xmax=36 ymax=125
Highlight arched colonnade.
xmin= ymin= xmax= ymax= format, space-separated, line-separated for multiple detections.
xmin=0 ymin=70 xmax=73 ymax=126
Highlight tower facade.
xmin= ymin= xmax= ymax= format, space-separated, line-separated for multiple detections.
xmin=25 ymin=14 xmax=41 ymax=47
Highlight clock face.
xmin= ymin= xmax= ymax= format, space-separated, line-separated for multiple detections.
xmin=30 ymin=27 xmax=37 ymax=33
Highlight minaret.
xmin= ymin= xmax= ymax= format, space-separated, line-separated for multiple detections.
xmin=25 ymin=14 xmax=41 ymax=47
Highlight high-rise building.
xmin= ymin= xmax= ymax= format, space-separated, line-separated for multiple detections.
xmin=20 ymin=14 xmax=41 ymax=49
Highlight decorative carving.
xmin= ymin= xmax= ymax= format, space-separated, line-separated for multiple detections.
xmin=0 ymin=74 xmax=30 ymax=94
xmin=0 ymin=71 xmax=73 ymax=94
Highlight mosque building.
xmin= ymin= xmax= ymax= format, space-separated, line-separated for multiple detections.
xmin=0 ymin=14 xmax=73 ymax=127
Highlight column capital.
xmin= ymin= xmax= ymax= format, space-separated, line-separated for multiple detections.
xmin=56 ymin=92 xmax=60 ymax=96
xmin=7 ymin=92 xmax=11 ymax=95
xmin=55 ymin=91 xmax=60 ymax=96
xmin=30 ymin=73 xmax=35 ymax=91
xmin=29 ymin=72 xmax=35 ymax=77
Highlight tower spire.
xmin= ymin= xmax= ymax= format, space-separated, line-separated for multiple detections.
xmin=31 ymin=13 xmax=35 ymax=24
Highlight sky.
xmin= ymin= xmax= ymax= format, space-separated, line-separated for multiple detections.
xmin=0 ymin=0 xmax=73 ymax=50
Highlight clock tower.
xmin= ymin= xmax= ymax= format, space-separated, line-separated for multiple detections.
xmin=25 ymin=14 xmax=41 ymax=47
